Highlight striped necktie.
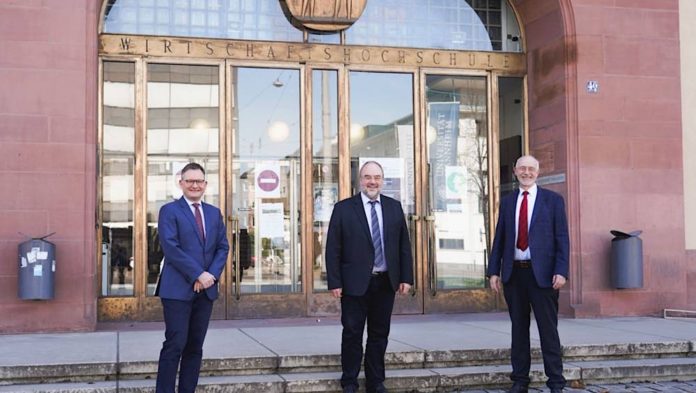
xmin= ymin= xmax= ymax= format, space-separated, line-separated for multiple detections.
xmin=369 ymin=200 xmax=386 ymax=271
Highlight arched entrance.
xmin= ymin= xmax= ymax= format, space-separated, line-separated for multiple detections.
xmin=96 ymin=0 xmax=562 ymax=321
xmin=510 ymin=0 xmax=579 ymax=315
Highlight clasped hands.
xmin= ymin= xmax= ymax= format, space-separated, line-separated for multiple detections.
xmin=194 ymin=271 xmax=216 ymax=293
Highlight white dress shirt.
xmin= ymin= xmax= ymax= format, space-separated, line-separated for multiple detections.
xmin=183 ymin=197 xmax=206 ymax=238
xmin=514 ymin=184 xmax=537 ymax=260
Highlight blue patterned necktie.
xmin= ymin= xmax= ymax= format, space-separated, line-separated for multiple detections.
xmin=369 ymin=200 xmax=386 ymax=271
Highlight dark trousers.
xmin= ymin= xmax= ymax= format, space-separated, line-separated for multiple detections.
xmin=112 ymin=266 xmax=126 ymax=284
xmin=340 ymin=273 xmax=396 ymax=392
xmin=156 ymin=293 xmax=214 ymax=393
xmin=503 ymin=266 xmax=565 ymax=389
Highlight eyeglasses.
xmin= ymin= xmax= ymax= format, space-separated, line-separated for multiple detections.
xmin=182 ymin=179 xmax=207 ymax=186
xmin=515 ymin=166 xmax=538 ymax=173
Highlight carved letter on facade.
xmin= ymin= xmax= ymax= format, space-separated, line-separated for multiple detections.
xmin=381 ymin=50 xmax=389 ymax=62
xmin=99 ymin=35 xmax=527 ymax=74
xmin=120 ymin=37 xmax=132 ymax=51
xmin=398 ymin=50 xmax=406 ymax=63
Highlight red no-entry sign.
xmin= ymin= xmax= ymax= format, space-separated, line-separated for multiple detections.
xmin=257 ymin=169 xmax=280 ymax=192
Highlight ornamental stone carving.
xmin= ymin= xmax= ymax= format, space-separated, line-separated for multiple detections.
xmin=282 ymin=0 xmax=368 ymax=31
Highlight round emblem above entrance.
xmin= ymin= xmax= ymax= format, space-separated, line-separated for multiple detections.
xmin=281 ymin=0 xmax=368 ymax=32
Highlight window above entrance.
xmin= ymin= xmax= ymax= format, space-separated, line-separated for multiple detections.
xmin=346 ymin=0 xmax=522 ymax=52
xmin=102 ymin=0 xmax=303 ymax=42
xmin=102 ymin=0 xmax=522 ymax=52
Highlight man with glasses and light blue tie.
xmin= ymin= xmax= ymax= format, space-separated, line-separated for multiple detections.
xmin=326 ymin=160 xmax=414 ymax=393
xmin=155 ymin=162 xmax=229 ymax=393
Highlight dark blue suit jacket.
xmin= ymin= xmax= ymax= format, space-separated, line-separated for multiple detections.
xmin=157 ymin=197 xmax=229 ymax=301
xmin=325 ymin=193 xmax=414 ymax=296
xmin=487 ymin=187 xmax=569 ymax=288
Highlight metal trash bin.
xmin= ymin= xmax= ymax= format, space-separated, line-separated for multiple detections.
xmin=610 ymin=230 xmax=643 ymax=289
xmin=18 ymin=234 xmax=56 ymax=300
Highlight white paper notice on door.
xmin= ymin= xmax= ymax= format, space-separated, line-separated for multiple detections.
xmin=259 ymin=203 xmax=284 ymax=238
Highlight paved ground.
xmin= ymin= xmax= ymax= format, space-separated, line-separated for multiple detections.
xmin=2 ymin=312 xmax=696 ymax=392
xmin=457 ymin=380 xmax=696 ymax=392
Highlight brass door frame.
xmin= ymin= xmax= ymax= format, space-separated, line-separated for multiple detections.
xmin=304 ymin=63 xmax=344 ymax=316
xmin=97 ymin=33 xmax=527 ymax=321
xmin=225 ymin=61 xmax=308 ymax=319
xmin=98 ymin=56 xmax=229 ymax=321
xmin=339 ymin=64 xmax=425 ymax=314
xmin=418 ymin=67 xmax=497 ymax=314
xmin=316 ymin=64 xmax=425 ymax=315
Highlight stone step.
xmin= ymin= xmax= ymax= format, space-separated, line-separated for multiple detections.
xmin=2 ymin=357 xmax=696 ymax=393
xmin=2 ymin=340 xmax=693 ymax=386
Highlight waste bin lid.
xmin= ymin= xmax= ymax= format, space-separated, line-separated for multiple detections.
xmin=610 ymin=230 xmax=642 ymax=238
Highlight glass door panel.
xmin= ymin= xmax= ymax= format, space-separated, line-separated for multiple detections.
xmin=229 ymin=66 xmax=304 ymax=318
xmin=144 ymin=63 xmax=222 ymax=319
xmin=311 ymin=69 xmax=339 ymax=293
xmin=145 ymin=63 xmax=221 ymax=297
xmin=349 ymin=70 xmax=421 ymax=314
xmin=101 ymin=61 xmax=136 ymax=297
xmin=423 ymin=74 xmax=496 ymax=313
xmin=498 ymin=77 xmax=525 ymax=198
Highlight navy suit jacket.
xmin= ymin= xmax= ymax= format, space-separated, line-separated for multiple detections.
xmin=157 ymin=197 xmax=229 ymax=301
xmin=487 ymin=187 xmax=569 ymax=288
xmin=326 ymin=193 xmax=414 ymax=296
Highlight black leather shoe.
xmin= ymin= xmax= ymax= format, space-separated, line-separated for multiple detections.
xmin=367 ymin=385 xmax=388 ymax=393
xmin=550 ymin=389 xmax=563 ymax=393
xmin=342 ymin=386 xmax=357 ymax=393
xmin=507 ymin=384 xmax=528 ymax=393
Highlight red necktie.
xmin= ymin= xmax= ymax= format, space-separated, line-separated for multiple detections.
xmin=516 ymin=191 xmax=529 ymax=251
xmin=193 ymin=203 xmax=206 ymax=243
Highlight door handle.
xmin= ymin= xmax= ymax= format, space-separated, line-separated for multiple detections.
xmin=408 ymin=215 xmax=420 ymax=297
xmin=230 ymin=216 xmax=241 ymax=300
xmin=425 ymin=215 xmax=437 ymax=296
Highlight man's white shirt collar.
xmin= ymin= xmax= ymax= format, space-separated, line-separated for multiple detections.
xmin=361 ymin=192 xmax=381 ymax=205
xmin=519 ymin=183 xmax=538 ymax=197
xmin=183 ymin=196 xmax=202 ymax=207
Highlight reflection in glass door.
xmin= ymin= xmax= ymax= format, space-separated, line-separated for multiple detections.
xmin=498 ymin=77 xmax=525 ymax=199
xmin=311 ymin=69 xmax=338 ymax=293
xmin=102 ymin=61 xmax=136 ymax=297
xmin=348 ymin=70 xmax=421 ymax=314
xmin=423 ymin=74 xmax=496 ymax=313
xmin=229 ymin=67 xmax=304 ymax=318
xmin=145 ymin=63 xmax=221 ymax=299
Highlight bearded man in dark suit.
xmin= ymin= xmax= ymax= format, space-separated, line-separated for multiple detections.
xmin=326 ymin=160 xmax=414 ymax=393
